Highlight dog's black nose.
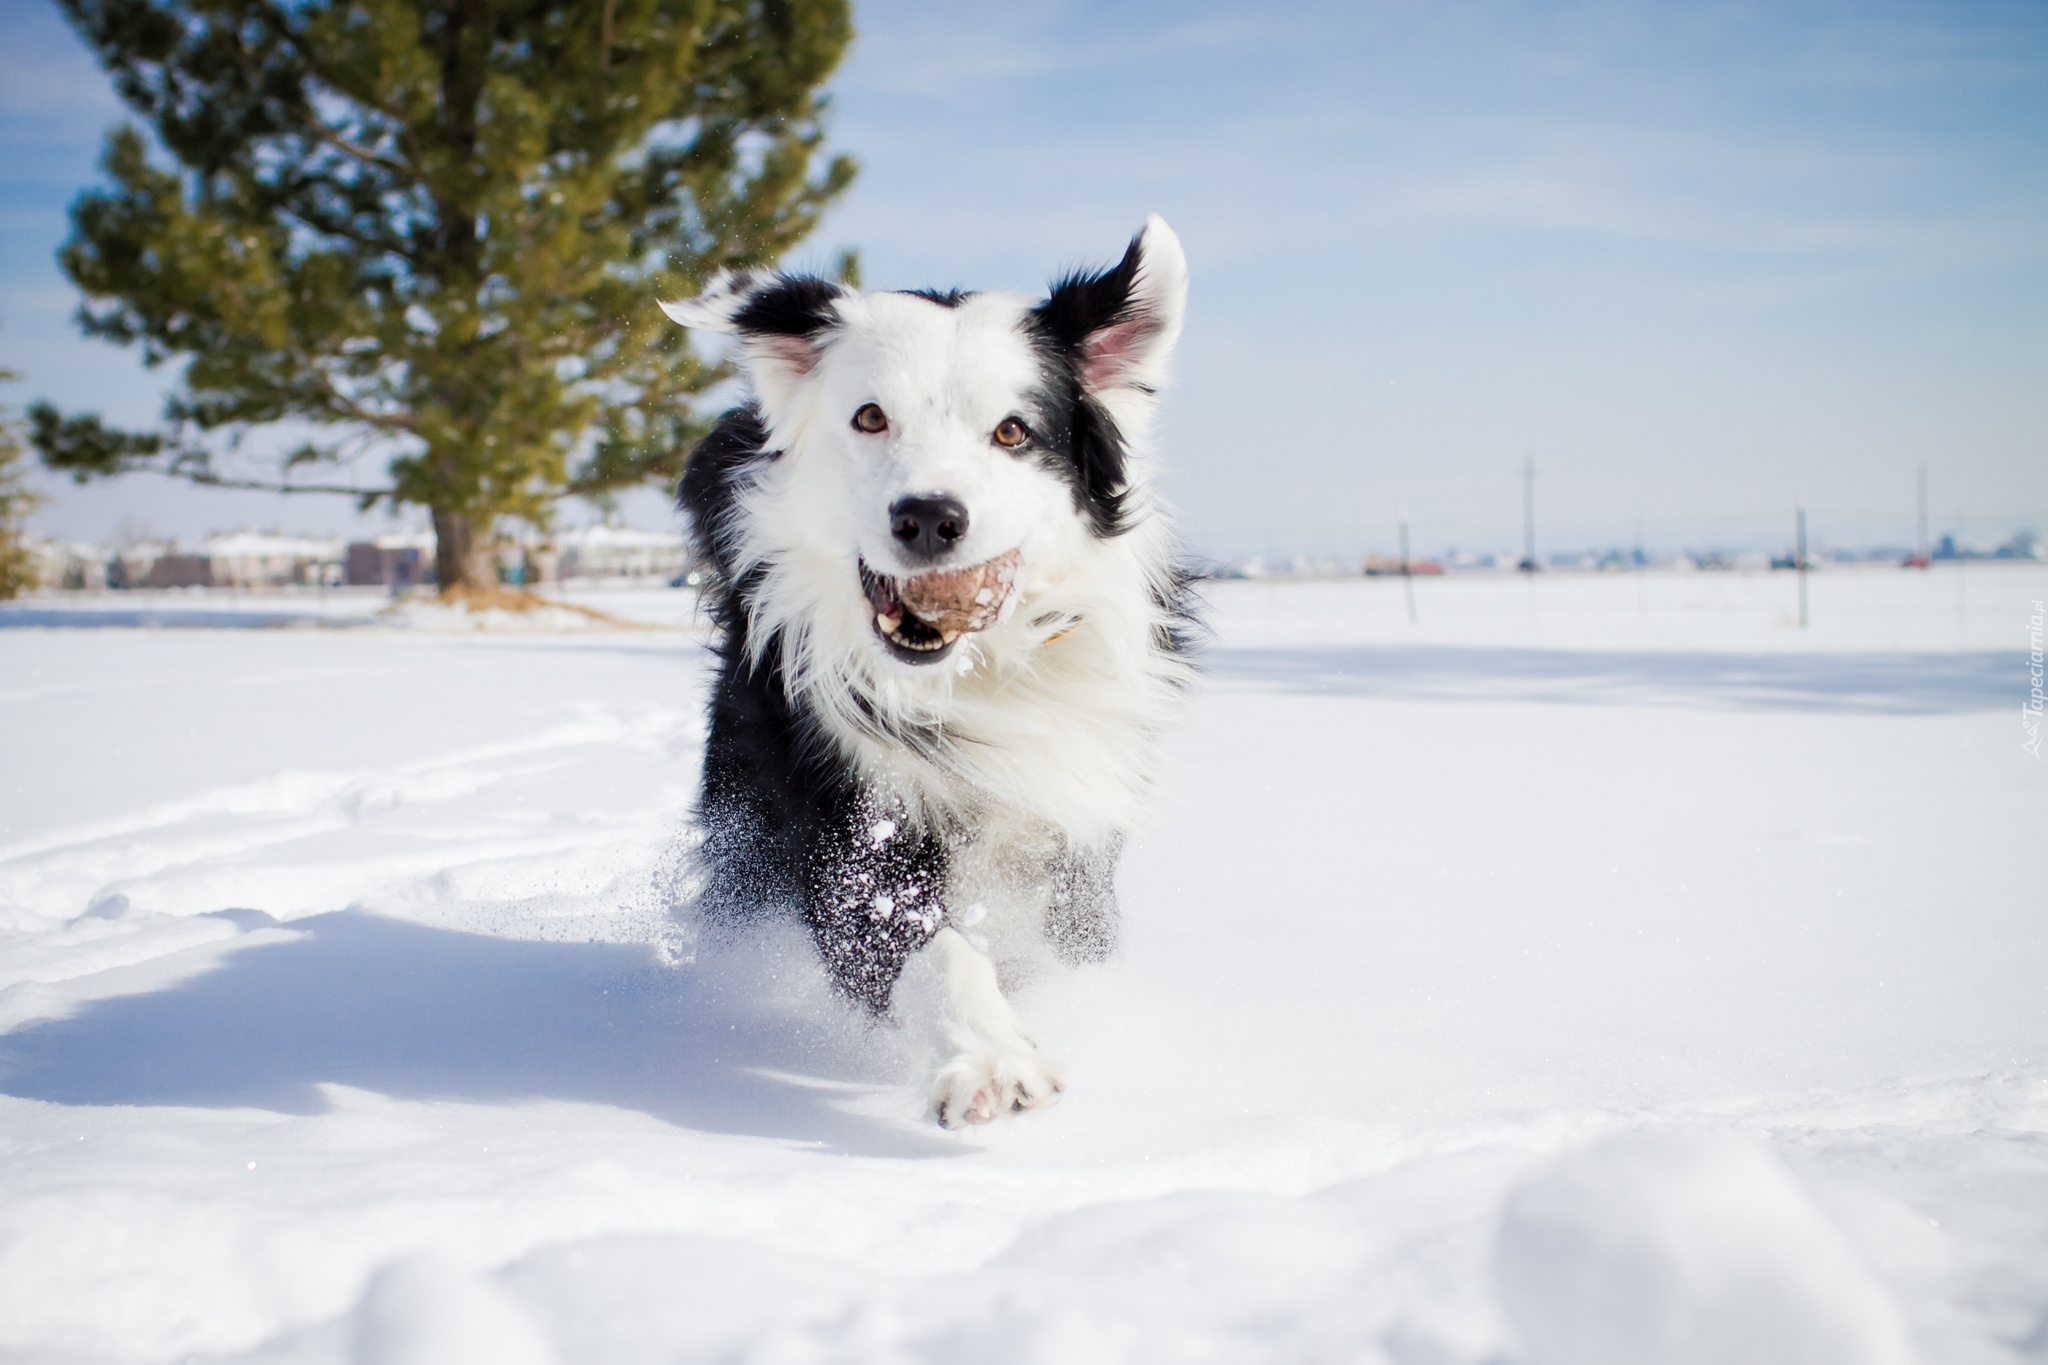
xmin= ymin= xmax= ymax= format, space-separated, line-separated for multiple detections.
xmin=889 ymin=495 xmax=970 ymax=561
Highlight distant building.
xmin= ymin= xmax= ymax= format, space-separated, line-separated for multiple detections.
xmin=555 ymin=523 xmax=689 ymax=581
xmin=344 ymin=531 xmax=435 ymax=588
xmin=23 ymin=536 xmax=108 ymax=590
xmin=1931 ymin=530 xmax=2043 ymax=562
xmin=108 ymin=539 xmax=213 ymax=589
xmin=1442 ymin=550 xmax=1503 ymax=571
xmin=24 ymin=521 xmax=700 ymax=594
xmin=141 ymin=552 xmax=215 ymax=588
xmin=203 ymin=531 xmax=345 ymax=588
xmin=1995 ymin=530 xmax=2041 ymax=561
xmin=1362 ymin=553 xmax=1442 ymax=576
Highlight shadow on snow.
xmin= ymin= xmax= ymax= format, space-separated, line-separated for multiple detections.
xmin=0 ymin=608 xmax=358 ymax=630
xmin=0 ymin=908 xmax=950 ymax=1158
xmin=1209 ymin=645 xmax=2013 ymax=714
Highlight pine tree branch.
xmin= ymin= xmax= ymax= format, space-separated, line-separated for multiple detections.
xmin=246 ymin=6 xmax=408 ymax=126
xmin=307 ymin=375 xmax=419 ymax=434
xmin=189 ymin=471 xmax=393 ymax=497
xmin=213 ymin=22 xmax=410 ymax=179
xmin=297 ymin=121 xmax=409 ymax=180
xmin=272 ymin=196 xmax=418 ymax=265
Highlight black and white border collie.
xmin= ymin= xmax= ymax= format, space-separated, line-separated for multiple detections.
xmin=663 ymin=217 xmax=1197 ymax=1128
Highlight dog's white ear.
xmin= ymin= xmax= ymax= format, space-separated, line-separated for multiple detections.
xmin=1035 ymin=215 xmax=1188 ymax=402
xmin=658 ymin=273 xmax=848 ymax=395
xmin=657 ymin=271 xmax=764 ymax=334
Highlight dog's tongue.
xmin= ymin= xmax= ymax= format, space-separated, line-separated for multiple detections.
xmin=899 ymin=550 xmax=1021 ymax=638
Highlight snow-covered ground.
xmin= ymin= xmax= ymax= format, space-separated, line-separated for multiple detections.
xmin=1 ymin=564 xmax=2042 ymax=1364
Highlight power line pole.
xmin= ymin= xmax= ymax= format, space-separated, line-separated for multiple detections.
xmin=1399 ymin=504 xmax=1417 ymax=624
xmin=1795 ymin=500 xmax=1809 ymax=629
xmin=1519 ymin=456 xmax=1537 ymax=573
xmin=1635 ymin=514 xmax=1647 ymax=623
xmin=1916 ymin=464 xmax=1929 ymax=566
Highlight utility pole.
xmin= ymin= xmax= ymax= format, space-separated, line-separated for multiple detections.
xmin=1795 ymin=501 xmax=1809 ymax=629
xmin=1916 ymin=464 xmax=1929 ymax=566
xmin=1635 ymin=514 xmax=1647 ymax=623
xmin=1399 ymin=504 xmax=1417 ymax=625
xmin=1519 ymin=456 xmax=1537 ymax=573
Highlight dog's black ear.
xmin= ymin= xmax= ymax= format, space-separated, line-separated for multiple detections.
xmin=660 ymin=273 xmax=847 ymax=408
xmin=1033 ymin=215 xmax=1188 ymax=405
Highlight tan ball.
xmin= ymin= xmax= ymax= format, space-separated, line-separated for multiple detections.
xmin=899 ymin=549 xmax=1021 ymax=637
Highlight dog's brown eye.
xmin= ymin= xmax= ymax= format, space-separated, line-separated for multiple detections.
xmin=992 ymin=417 xmax=1029 ymax=448
xmin=852 ymin=403 xmax=888 ymax=434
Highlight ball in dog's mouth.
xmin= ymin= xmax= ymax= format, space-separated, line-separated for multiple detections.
xmin=860 ymin=549 xmax=1021 ymax=665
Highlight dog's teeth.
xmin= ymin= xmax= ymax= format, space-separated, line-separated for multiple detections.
xmin=939 ymin=627 xmax=961 ymax=645
xmin=876 ymin=611 xmax=902 ymax=633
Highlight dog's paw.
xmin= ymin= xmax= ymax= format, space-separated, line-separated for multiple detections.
xmin=931 ymin=1045 xmax=1065 ymax=1129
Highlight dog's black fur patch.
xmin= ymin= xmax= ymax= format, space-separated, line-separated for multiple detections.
xmin=899 ymin=287 xmax=972 ymax=308
xmin=678 ymin=408 xmax=941 ymax=1011
xmin=1031 ymin=230 xmax=1147 ymax=356
xmin=730 ymin=276 xmax=845 ymax=339
xmin=1023 ymin=230 xmax=1160 ymax=537
xmin=1019 ymin=356 xmax=1131 ymax=538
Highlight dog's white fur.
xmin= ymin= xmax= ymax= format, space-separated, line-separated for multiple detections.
xmin=668 ymin=217 xmax=1192 ymax=1123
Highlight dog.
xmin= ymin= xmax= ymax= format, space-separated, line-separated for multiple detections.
xmin=662 ymin=216 xmax=1197 ymax=1127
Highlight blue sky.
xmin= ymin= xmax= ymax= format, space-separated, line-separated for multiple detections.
xmin=3 ymin=0 xmax=2043 ymax=558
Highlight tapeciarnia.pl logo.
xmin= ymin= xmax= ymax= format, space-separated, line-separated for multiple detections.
xmin=2026 ymin=599 xmax=2044 ymax=759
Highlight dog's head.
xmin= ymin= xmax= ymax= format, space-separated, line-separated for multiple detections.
xmin=663 ymin=217 xmax=1187 ymax=671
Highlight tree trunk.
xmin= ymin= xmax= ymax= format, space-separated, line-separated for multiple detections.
xmin=431 ymin=507 xmax=497 ymax=594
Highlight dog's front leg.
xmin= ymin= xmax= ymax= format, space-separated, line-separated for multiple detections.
xmin=922 ymin=927 xmax=1064 ymax=1128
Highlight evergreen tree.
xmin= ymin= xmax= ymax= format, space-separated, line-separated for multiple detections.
xmin=1 ymin=364 xmax=47 ymax=599
xmin=31 ymin=0 xmax=855 ymax=592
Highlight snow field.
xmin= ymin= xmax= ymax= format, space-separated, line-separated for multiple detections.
xmin=0 ymin=563 xmax=2043 ymax=1363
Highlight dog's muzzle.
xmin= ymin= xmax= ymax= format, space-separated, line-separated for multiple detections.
xmin=860 ymin=550 xmax=1021 ymax=666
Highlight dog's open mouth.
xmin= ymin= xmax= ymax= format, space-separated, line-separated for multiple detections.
xmin=860 ymin=549 xmax=1021 ymax=665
